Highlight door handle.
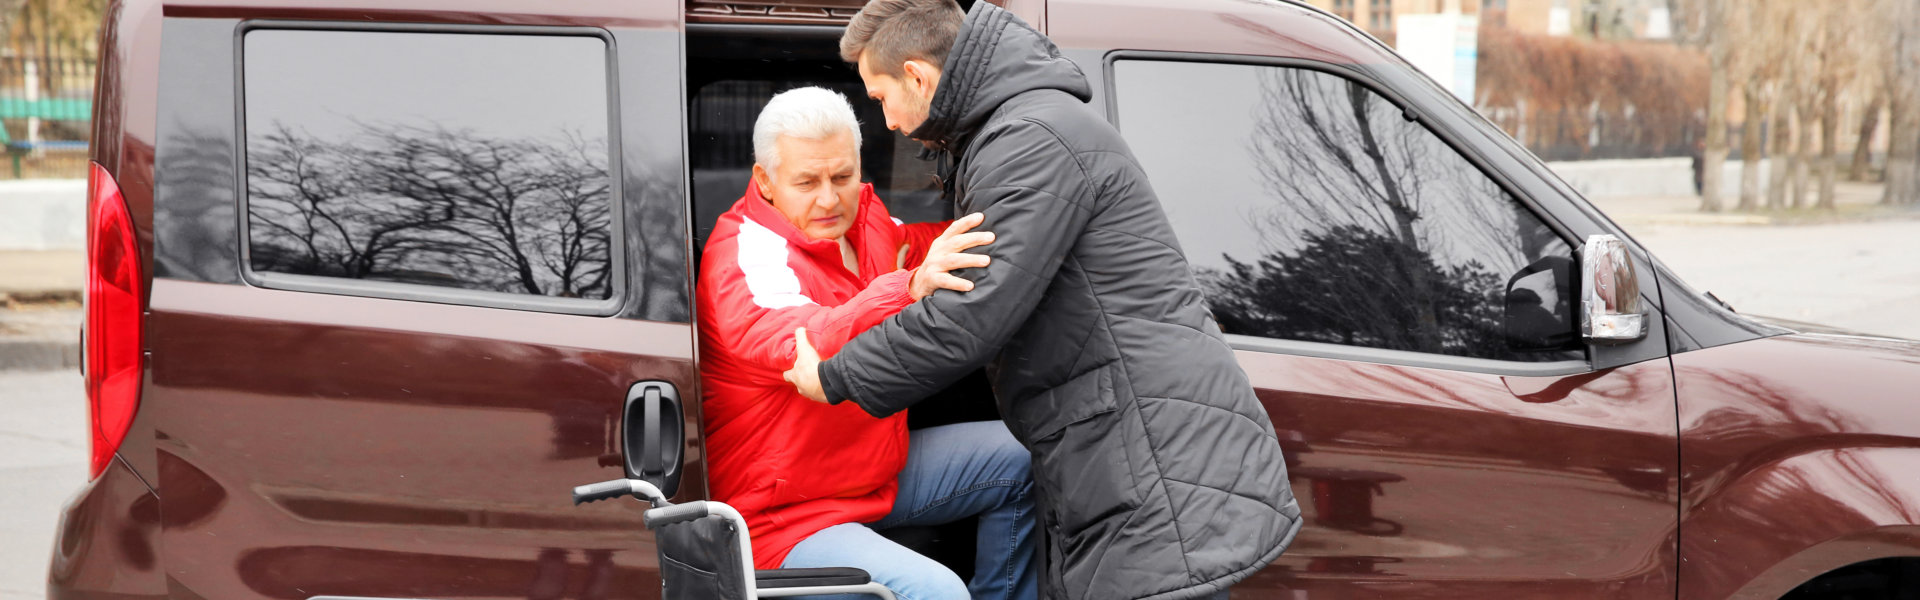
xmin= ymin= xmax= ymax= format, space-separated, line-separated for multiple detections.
xmin=623 ymin=381 xmax=684 ymax=497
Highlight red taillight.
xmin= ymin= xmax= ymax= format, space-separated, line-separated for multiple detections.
xmin=85 ymin=162 xmax=143 ymax=480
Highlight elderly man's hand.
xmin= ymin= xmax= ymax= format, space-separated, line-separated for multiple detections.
xmin=910 ymin=212 xmax=994 ymax=301
xmin=783 ymin=328 xmax=829 ymax=403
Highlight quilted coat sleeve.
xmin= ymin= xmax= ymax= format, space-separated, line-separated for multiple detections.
xmin=819 ymin=119 xmax=1096 ymax=417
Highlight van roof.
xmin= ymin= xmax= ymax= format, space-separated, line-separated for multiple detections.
xmin=688 ymin=0 xmax=868 ymax=25
xmin=686 ymin=0 xmax=1317 ymax=26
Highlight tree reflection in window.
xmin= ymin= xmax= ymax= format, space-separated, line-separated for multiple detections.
xmin=1114 ymin=61 xmax=1581 ymax=362
xmin=246 ymin=122 xmax=613 ymax=299
xmin=239 ymin=29 xmax=617 ymax=301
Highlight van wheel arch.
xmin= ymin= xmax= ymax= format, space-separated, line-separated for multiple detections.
xmin=1778 ymin=556 xmax=1920 ymax=600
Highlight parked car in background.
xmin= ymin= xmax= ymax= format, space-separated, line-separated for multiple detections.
xmin=52 ymin=0 xmax=1920 ymax=598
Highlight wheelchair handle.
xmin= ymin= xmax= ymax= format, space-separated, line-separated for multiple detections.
xmin=572 ymin=479 xmax=668 ymax=506
xmin=572 ymin=480 xmax=632 ymax=505
xmin=644 ymin=501 xmax=714 ymax=528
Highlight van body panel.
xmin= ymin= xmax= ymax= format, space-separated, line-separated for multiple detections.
xmin=1227 ymin=351 xmax=1679 ymax=596
xmin=144 ymin=279 xmax=697 ymax=600
xmin=48 ymin=458 xmax=168 ymax=600
xmin=1672 ymin=334 xmax=1920 ymax=600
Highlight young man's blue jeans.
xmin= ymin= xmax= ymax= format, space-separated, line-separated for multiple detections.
xmin=781 ymin=420 xmax=1038 ymax=600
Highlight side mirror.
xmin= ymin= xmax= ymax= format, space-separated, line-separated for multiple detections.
xmin=1581 ymin=234 xmax=1647 ymax=343
xmin=1503 ymin=255 xmax=1576 ymax=352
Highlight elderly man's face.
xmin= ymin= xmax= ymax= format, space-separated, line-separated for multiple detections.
xmin=752 ymin=130 xmax=862 ymax=242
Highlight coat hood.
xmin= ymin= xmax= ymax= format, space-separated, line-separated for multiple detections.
xmin=908 ymin=2 xmax=1093 ymax=151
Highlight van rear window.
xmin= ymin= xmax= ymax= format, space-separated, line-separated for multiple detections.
xmin=240 ymin=28 xmax=617 ymax=303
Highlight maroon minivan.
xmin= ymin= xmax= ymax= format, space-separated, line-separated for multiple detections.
xmin=51 ymin=0 xmax=1920 ymax=598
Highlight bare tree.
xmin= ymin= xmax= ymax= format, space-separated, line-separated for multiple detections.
xmin=1733 ymin=0 xmax=1791 ymax=211
xmin=1840 ymin=0 xmax=1894 ymax=184
xmin=1719 ymin=0 xmax=1892 ymax=211
xmin=1812 ymin=0 xmax=1875 ymax=211
xmin=1849 ymin=91 xmax=1886 ymax=182
xmin=1855 ymin=1 xmax=1890 ymax=185
xmin=1776 ymin=2 xmax=1828 ymax=211
xmin=1886 ymin=0 xmax=1920 ymax=205
xmin=1762 ymin=0 xmax=1803 ymax=210
xmin=1791 ymin=100 xmax=1813 ymax=208
xmin=1700 ymin=0 xmax=1730 ymax=212
xmin=1736 ymin=83 xmax=1764 ymax=211
xmin=1764 ymin=64 xmax=1794 ymax=210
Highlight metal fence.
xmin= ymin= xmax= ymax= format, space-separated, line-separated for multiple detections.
xmin=1 ymin=53 xmax=96 ymax=180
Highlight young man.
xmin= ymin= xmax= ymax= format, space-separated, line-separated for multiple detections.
xmin=781 ymin=2 xmax=1302 ymax=599
xmin=697 ymin=87 xmax=1038 ymax=600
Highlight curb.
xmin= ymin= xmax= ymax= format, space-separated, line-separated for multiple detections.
xmin=1 ymin=290 xmax=83 ymax=306
xmin=0 ymin=297 xmax=84 ymax=371
xmin=1615 ymin=210 xmax=1920 ymax=228
xmin=1616 ymin=214 xmax=1774 ymax=226
xmin=0 ymin=338 xmax=80 ymax=371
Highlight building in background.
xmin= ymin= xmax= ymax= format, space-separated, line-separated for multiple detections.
xmin=1486 ymin=0 xmax=1555 ymax=34
xmin=1304 ymin=0 xmax=1670 ymax=40
xmin=2 ymin=0 xmax=101 ymax=180
xmin=1496 ymin=0 xmax=1673 ymax=39
xmin=1299 ymin=0 xmax=1487 ymax=100
xmin=1395 ymin=2 xmax=1481 ymax=102
xmin=1302 ymin=0 xmax=1482 ymax=41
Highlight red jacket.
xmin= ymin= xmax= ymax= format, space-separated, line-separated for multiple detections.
xmin=697 ymin=181 xmax=945 ymax=568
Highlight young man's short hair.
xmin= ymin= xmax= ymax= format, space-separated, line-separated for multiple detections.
xmin=839 ymin=0 xmax=965 ymax=75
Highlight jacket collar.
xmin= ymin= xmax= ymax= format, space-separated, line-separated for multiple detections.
xmin=738 ymin=179 xmax=889 ymax=268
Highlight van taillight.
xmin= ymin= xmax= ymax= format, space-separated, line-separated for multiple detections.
xmin=85 ymin=162 xmax=142 ymax=480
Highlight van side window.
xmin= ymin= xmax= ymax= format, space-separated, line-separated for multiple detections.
xmin=1113 ymin=60 xmax=1582 ymax=363
xmin=241 ymin=29 xmax=617 ymax=302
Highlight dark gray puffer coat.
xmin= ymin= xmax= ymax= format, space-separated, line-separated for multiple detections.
xmin=817 ymin=3 xmax=1300 ymax=599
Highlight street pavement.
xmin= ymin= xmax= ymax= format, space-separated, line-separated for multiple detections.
xmin=0 ymin=369 xmax=84 ymax=600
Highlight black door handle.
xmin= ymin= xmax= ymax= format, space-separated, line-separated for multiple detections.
xmin=624 ymin=381 xmax=684 ymax=497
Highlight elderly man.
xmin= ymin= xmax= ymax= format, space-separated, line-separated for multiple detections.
xmin=696 ymin=86 xmax=1039 ymax=600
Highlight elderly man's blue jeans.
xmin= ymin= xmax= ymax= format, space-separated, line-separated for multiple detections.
xmin=780 ymin=420 xmax=1038 ymax=600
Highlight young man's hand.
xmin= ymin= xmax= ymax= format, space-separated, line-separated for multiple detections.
xmin=790 ymin=216 xmax=993 ymax=403
xmin=784 ymin=328 xmax=829 ymax=403
xmin=910 ymin=212 xmax=994 ymax=300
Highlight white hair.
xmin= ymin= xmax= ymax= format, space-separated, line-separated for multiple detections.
xmin=753 ymin=86 xmax=862 ymax=171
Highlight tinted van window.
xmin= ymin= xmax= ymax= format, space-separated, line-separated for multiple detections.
xmin=1114 ymin=60 xmax=1582 ymax=362
xmin=242 ymin=29 xmax=616 ymax=300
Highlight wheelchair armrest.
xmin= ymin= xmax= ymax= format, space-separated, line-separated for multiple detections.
xmin=753 ymin=567 xmax=872 ymax=589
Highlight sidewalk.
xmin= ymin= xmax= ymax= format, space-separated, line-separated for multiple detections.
xmin=0 ymin=250 xmax=81 ymax=371
xmin=1588 ymin=182 xmax=1917 ymax=227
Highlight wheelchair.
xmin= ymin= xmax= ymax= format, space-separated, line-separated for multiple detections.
xmin=572 ymin=478 xmax=897 ymax=600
